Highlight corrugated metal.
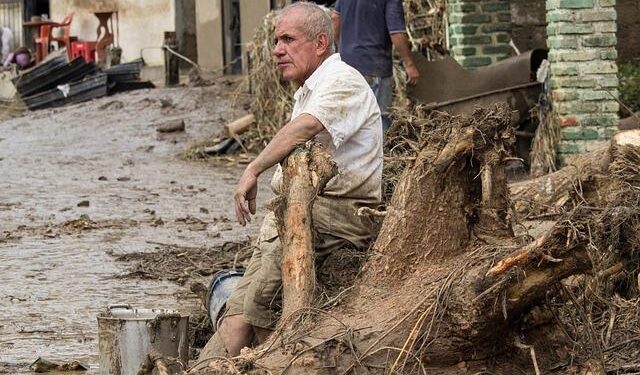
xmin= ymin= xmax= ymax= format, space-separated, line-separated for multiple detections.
xmin=0 ymin=0 xmax=22 ymax=50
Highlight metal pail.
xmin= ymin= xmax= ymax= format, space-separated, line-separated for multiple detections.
xmin=206 ymin=269 xmax=244 ymax=331
xmin=97 ymin=304 xmax=189 ymax=375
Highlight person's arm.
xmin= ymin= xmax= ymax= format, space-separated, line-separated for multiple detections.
xmin=390 ymin=33 xmax=419 ymax=85
xmin=233 ymin=114 xmax=325 ymax=226
xmin=331 ymin=11 xmax=340 ymax=47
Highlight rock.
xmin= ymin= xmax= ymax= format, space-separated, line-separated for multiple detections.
xmin=77 ymin=200 xmax=90 ymax=207
xmin=98 ymin=176 xmax=107 ymax=181
xmin=116 ymin=176 xmax=130 ymax=182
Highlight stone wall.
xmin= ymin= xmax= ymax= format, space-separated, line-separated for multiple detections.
xmin=448 ymin=0 xmax=512 ymax=68
xmin=546 ymin=0 xmax=619 ymax=159
xmin=510 ymin=0 xmax=547 ymax=51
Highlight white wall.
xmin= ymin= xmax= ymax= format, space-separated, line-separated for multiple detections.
xmin=50 ymin=0 xmax=176 ymax=66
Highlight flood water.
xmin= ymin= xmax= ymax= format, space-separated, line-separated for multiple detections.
xmin=0 ymin=84 xmax=270 ymax=373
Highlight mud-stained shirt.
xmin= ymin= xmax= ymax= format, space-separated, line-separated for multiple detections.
xmin=271 ymin=53 xmax=383 ymax=246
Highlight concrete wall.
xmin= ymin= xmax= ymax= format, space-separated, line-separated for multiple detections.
xmin=50 ymin=0 xmax=176 ymax=66
xmin=176 ymin=0 xmax=198 ymax=65
xmin=195 ymin=0 xmax=223 ymax=70
xmin=195 ymin=0 xmax=270 ymax=72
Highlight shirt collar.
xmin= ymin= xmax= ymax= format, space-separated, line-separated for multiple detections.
xmin=294 ymin=53 xmax=341 ymax=100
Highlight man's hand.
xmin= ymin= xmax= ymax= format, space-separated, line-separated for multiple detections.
xmin=233 ymin=167 xmax=258 ymax=226
xmin=405 ymin=61 xmax=420 ymax=86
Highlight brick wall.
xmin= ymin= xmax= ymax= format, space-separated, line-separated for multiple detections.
xmin=546 ymin=0 xmax=619 ymax=159
xmin=448 ymin=0 xmax=513 ymax=68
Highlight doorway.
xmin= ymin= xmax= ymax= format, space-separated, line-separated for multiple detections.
xmin=222 ymin=0 xmax=242 ymax=74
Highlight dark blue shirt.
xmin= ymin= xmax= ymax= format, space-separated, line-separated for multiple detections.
xmin=334 ymin=0 xmax=406 ymax=78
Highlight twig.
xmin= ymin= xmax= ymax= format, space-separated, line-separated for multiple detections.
xmin=514 ymin=337 xmax=541 ymax=375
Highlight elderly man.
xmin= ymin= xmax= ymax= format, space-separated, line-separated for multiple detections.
xmin=199 ymin=1 xmax=382 ymax=359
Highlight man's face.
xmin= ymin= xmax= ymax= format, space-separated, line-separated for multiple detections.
xmin=273 ymin=10 xmax=323 ymax=85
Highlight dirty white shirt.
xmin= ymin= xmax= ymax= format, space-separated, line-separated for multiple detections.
xmin=274 ymin=53 xmax=383 ymax=203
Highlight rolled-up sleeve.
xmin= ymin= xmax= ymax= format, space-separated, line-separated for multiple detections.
xmin=386 ymin=0 xmax=406 ymax=34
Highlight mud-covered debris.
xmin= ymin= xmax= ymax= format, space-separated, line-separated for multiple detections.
xmin=157 ymin=119 xmax=185 ymax=133
xmin=98 ymin=176 xmax=107 ymax=181
xmin=159 ymin=98 xmax=174 ymax=108
xmin=77 ymin=200 xmax=90 ymax=207
xmin=112 ymin=240 xmax=254 ymax=285
xmin=116 ymin=176 xmax=131 ymax=182
xmin=30 ymin=357 xmax=88 ymax=372
xmin=199 ymin=207 xmax=209 ymax=214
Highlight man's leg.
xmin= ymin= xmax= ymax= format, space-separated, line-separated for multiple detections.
xmin=199 ymin=314 xmax=253 ymax=359
xmin=365 ymin=75 xmax=394 ymax=132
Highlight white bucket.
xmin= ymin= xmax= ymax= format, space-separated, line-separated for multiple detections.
xmin=97 ymin=304 xmax=189 ymax=375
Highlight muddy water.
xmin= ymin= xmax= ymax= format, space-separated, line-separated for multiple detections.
xmin=0 ymin=84 xmax=271 ymax=373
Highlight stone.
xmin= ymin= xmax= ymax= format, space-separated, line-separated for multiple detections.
xmin=451 ymin=46 xmax=477 ymax=56
xmin=548 ymin=35 xmax=578 ymax=49
xmin=551 ymin=64 xmax=579 ymax=76
xmin=556 ymin=22 xmax=595 ymax=34
xmin=482 ymin=45 xmax=513 ymax=55
xmin=481 ymin=2 xmax=510 ymax=12
xmin=582 ymin=35 xmax=617 ymax=47
xmin=458 ymin=56 xmax=493 ymax=68
xmin=480 ymin=23 xmax=511 ymax=33
xmin=547 ymin=10 xmax=575 ymax=22
xmin=558 ymin=0 xmax=594 ymax=8
xmin=449 ymin=25 xmax=478 ymax=35
xmin=579 ymin=9 xmax=617 ymax=22
xmin=561 ymin=127 xmax=600 ymax=140
xmin=581 ymin=61 xmax=618 ymax=74
xmin=553 ymin=89 xmax=580 ymax=101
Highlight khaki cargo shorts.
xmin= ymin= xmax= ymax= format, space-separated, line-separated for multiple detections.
xmin=224 ymin=211 xmax=353 ymax=329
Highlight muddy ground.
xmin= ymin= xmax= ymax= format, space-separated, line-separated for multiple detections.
xmin=0 ymin=81 xmax=274 ymax=373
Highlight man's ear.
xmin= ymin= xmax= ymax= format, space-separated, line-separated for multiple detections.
xmin=316 ymin=33 xmax=330 ymax=55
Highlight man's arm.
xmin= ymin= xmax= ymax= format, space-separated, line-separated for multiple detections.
xmin=233 ymin=114 xmax=325 ymax=226
xmin=390 ymin=33 xmax=419 ymax=85
xmin=331 ymin=11 xmax=340 ymax=47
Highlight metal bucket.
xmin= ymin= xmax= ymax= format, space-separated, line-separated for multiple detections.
xmin=97 ymin=304 xmax=189 ymax=375
xmin=206 ymin=269 xmax=244 ymax=331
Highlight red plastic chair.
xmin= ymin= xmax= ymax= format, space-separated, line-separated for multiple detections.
xmin=51 ymin=13 xmax=75 ymax=59
xmin=34 ymin=23 xmax=54 ymax=63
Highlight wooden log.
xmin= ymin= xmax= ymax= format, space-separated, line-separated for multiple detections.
xmin=224 ymin=114 xmax=254 ymax=137
xmin=157 ymin=119 xmax=185 ymax=133
xmin=275 ymin=143 xmax=337 ymax=321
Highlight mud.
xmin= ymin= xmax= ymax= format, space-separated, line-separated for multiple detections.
xmin=0 ymin=82 xmax=273 ymax=373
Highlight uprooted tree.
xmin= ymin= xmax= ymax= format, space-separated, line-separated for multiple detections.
xmin=192 ymin=104 xmax=640 ymax=375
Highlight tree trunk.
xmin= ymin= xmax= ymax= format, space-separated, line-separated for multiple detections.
xmin=273 ymin=143 xmax=337 ymax=321
xmin=198 ymin=111 xmax=640 ymax=375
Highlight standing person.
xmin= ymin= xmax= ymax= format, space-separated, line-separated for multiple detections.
xmin=198 ymin=1 xmax=382 ymax=362
xmin=332 ymin=0 xmax=420 ymax=131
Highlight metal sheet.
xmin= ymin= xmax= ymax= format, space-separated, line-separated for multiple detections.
xmin=407 ymin=49 xmax=548 ymax=106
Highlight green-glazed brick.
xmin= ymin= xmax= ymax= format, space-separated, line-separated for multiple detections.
xmin=480 ymin=23 xmax=511 ymax=33
xmin=558 ymin=0 xmax=594 ymax=8
xmin=598 ymin=75 xmax=619 ymax=88
xmin=547 ymin=10 xmax=574 ymax=22
xmin=497 ymin=12 xmax=511 ymax=22
xmin=546 ymin=0 xmax=560 ymax=10
xmin=456 ymin=35 xmax=493 ymax=45
xmin=599 ymin=0 xmax=616 ymax=6
xmin=582 ymin=35 xmax=617 ymax=47
xmin=551 ymin=64 xmax=579 ymax=76
xmin=561 ymin=127 xmax=600 ymax=140
xmin=482 ymin=2 xmax=510 ymax=12
xmin=458 ymin=56 xmax=493 ymax=68
xmin=496 ymin=34 xmax=511 ymax=43
xmin=450 ymin=13 xmax=492 ymax=24
xmin=462 ymin=13 xmax=492 ymax=23
xmin=451 ymin=46 xmax=477 ymax=56
xmin=449 ymin=3 xmax=478 ymax=12
xmin=557 ymin=23 xmax=594 ymax=34
xmin=558 ymin=141 xmax=584 ymax=154
xmin=580 ymin=91 xmax=609 ymax=100
xmin=556 ymin=50 xmax=597 ymax=61
xmin=450 ymin=25 xmax=479 ymax=35
xmin=548 ymin=36 xmax=578 ymax=49
xmin=582 ymin=61 xmax=617 ymax=74
xmin=483 ymin=45 xmax=513 ymax=55
xmin=581 ymin=114 xmax=618 ymax=126
xmin=556 ymin=101 xmax=599 ymax=114
xmin=555 ymin=76 xmax=597 ymax=88
xmin=594 ymin=22 xmax=617 ymax=33
xmin=580 ymin=9 xmax=617 ymax=22
xmin=553 ymin=89 xmax=580 ymax=101
xmin=600 ymin=101 xmax=619 ymax=112
xmin=600 ymin=48 xmax=618 ymax=60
